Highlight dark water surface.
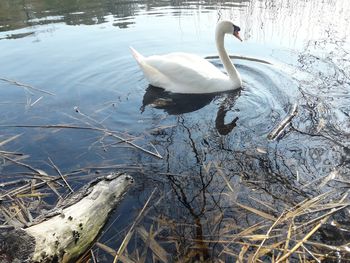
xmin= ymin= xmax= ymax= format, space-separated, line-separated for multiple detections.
xmin=1 ymin=0 xmax=350 ymax=261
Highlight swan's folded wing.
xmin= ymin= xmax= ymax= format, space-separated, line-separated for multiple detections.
xmin=138 ymin=61 xmax=171 ymax=88
xmin=147 ymin=53 xmax=225 ymax=79
xmin=130 ymin=47 xmax=171 ymax=88
xmin=144 ymin=53 xmax=229 ymax=93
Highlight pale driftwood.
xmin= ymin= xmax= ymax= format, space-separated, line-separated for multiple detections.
xmin=0 ymin=172 xmax=133 ymax=263
xmin=268 ymin=103 xmax=298 ymax=140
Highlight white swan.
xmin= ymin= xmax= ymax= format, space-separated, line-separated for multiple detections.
xmin=130 ymin=20 xmax=243 ymax=94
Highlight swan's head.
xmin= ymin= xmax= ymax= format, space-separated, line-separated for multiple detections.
xmin=216 ymin=20 xmax=242 ymax=42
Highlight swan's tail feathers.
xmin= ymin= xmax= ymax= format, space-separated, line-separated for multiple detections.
xmin=130 ymin=46 xmax=144 ymax=63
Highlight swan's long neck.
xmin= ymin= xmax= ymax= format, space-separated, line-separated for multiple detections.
xmin=215 ymin=27 xmax=242 ymax=88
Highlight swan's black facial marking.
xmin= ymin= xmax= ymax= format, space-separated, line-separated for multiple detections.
xmin=232 ymin=24 xmax=242 ymax=41
xmin=233 ymin=25 xmax=241 ymax=33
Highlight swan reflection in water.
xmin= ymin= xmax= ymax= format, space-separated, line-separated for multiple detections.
xmin=141 ymin=85 xmax=241 ymax=135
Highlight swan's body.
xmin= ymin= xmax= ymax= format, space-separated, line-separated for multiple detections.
xmin=131 ymin=20 xmax=242 ymax=94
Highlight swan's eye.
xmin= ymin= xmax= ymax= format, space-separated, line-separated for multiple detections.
xmin=233 ymin=25 xmax=240 ymax=33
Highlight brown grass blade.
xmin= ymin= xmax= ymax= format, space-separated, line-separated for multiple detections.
xmin=48 ymin=157 xmax=74 ymax=193
xmin=137 ymin=226 xmax=169 ymax=263
xmin=238 ymin=244 xmax=249 ymax=263
xmin=276 ymin=216 xmax=329 ymax=263
xmin=138 ymin=225 xmax=152 ymax=263
xmin=113 ymin=188 xmax=156 ymax=263
xmin=95 ymin=242 xmax=136 ymax=263
xmin=252 ymin=211 xmax=285 ymax=261
xmin=234 ymin=202 xmax=276 ymax=221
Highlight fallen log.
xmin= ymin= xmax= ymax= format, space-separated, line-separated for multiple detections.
xmin=0 ymin=172 xmax=134 ymax=263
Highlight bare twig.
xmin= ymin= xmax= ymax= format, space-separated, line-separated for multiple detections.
xmin=252 ymin=211 xmax=286 ymax=261
xmin=48 ymin=157 xmax=74 ymax=193
xmin=301 ymin=244 xmax=321 ymax=263
xmin=0 ymin=77 xmax=55 ymax=96
xmin=113 ymin=188 xmax=157 ymax=263
xmin=1 ymin=154 xmax=41 ymax=174
xmin=276 ymin=216 xmax=327 ymax=263
xmin=30 ymin=96 xmax=43 ymax=107
xmin=0 ymin=134 xmax=23 ymax=147
xmin=0 ymin=124 xmax=163 ymax=159
xmin=268 ymin=103 xmax=298 ymax=140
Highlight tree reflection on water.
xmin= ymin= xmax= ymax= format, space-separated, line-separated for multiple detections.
xmin=133 ymin=20 xmax=350 ymax=260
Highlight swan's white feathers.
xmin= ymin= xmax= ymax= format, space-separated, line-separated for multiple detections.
xmin=149 ymin=53 xmax=225 ymax=79
xmin=133 ymin=51 xmax=233 ymax=94
xmin=130 ymin=21 xmax=242 ymax=94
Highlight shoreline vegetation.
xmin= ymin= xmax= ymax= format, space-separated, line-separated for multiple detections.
xmin=1 ymin=131 xmax=349 ymax=262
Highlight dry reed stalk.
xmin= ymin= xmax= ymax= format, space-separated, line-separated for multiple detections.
xmin=0 ymin=77 xmax=55 ymax=95
xmin=0 ymin=174 xmax=67 ymax=200
xmin=15 ymin=198 xmax=33 ymax=223
xmin=90 ymin=249 xmax=97 ymax=263
xmin=29 ymin=96 xmax=43 ymax=107
xmin=137 ymin=226 xmax=169 ymax=263
xmin=113 ymin=188 xmax=157 ymax=263
xmin=234 ymin=202 xmax=277 ymax=221
xmin=214 ymin=163 xmax=349 ymax=261
xmin=1 ymin=205 xmax=23 ymax=227
xmin=95 ymin=242 xmax=136 ymax=263
xmin=35 ymin=170 xmax=63 ymax=200
xmin=301 ymin=170 xmax=338 ymax=189
xmin=279 ymin=219 xmax=293 ymax=261
xmin=280 ymin=190 xmax=335 ymax=224
xmin=252 ymin=211 xmax=286 ymax=261
xmin=0 ymin=179 xmax=31 ymax=188
xmin=48 ymin=157 xmax=74 ymax=193
xmin=248 ymin=196 xmax=279 ymax=213
xmin=238 ymin=244 xmax=249 ymax=263
xmin=0 ymin=150 xmax=24 ymax=156
xmin=301 ymin=244 xmax=321 ymax=263
xmin=1 ymin=154 xmax=41 ymax=174
xmin=218 ymin=221 xmax=268 ymax=257
xmin=268 ymin=103 xmax=298 ymax=140
xmin=16 ymin=193 xmax=51 ymax=198
xmin=138 ymin=225 xmax=153 ymax=263
xmin=304 ymin=240 xmax=349 ymax=253
xmin=295 ymin=203 xmax=349 ymax=232
xmin=216 ymin=164 xmax=277 ymax=221
xmin=226 ymin=240 xmax=334 ymax=260
xmin=275 ymin=217 xmax=327 ymax=263
xmin=1 ymin=124 xmax=163 ymax=159
xmin=0 ymin=134 xmax=23 ymax=147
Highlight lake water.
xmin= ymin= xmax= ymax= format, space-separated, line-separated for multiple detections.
xmin=1 ymin=0 xmax=350 ymax=261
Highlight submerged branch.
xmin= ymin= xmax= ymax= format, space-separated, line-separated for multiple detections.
xmin=0 ymin=77 xmax=55 ymax=96
xmin=268 ymin=103 xmax=298 ymax=140
xmin=0 ymin=124 xmax=163 ymax=159
xmin=48 ymin=157 xmax=74 ymax=193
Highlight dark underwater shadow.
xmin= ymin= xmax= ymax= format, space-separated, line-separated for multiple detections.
xmin=141 ymin=85 xmax=241 ymax=135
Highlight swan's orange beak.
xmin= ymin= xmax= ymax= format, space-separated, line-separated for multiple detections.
xmin=233 ymin=31 xmax=243 ymax=42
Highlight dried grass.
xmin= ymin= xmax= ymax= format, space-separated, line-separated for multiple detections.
xmin=1 ymin=128 xmax=349 ymax=262
xmin=98 ymin=163 xmax=350 ymax=263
